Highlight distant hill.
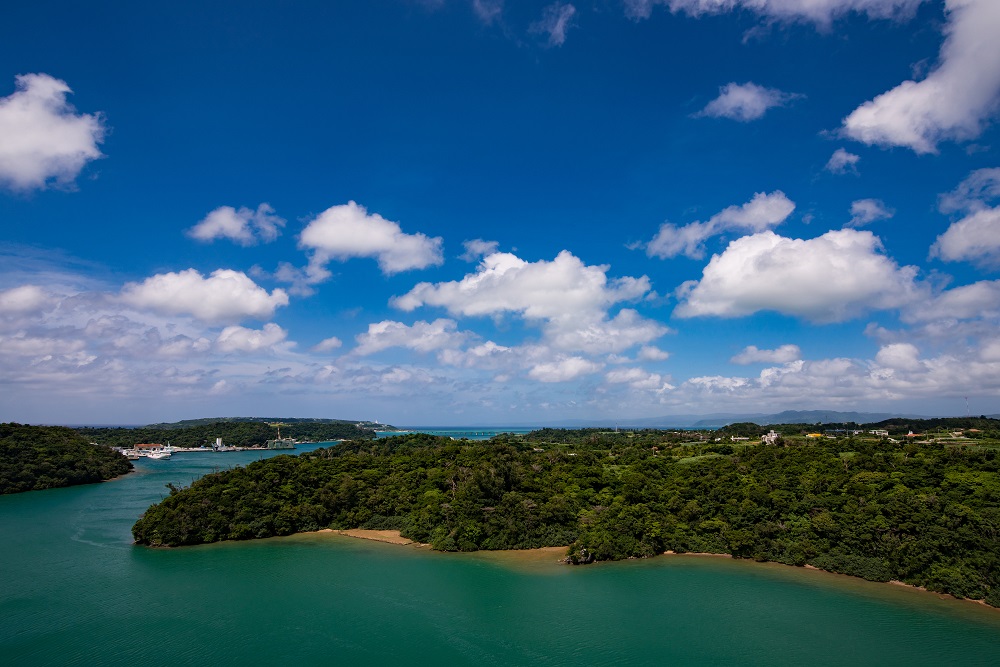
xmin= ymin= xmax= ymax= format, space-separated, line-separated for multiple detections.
xmin=868 ymin=416 xmax=1000 ymax=434
xmin=556 ymin=410 xmax=930 ymax=429
xmin=693 ymin=410 xmax=929 ymax=428
xmin=77 ymin=418 xmax=388 ymax=449
xmin=1 ymin=423 xmax=132 ymax=494
xmin=145 ymin=417 xmax=392 ymax=430
xmin=556 ymin=413 xmax=762 ymax=429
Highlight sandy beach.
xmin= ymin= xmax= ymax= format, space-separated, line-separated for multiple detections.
xmin=309 ymin=528 xmax=420 ymax=545
xmin=309 ymin=529 xmax=570 ymax=567
xmin=464 ymin=545 xmax=570 ymax=570
xmin=663 ymin=550 xmax=732 ymax=558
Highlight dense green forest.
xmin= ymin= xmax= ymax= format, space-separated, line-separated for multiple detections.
xmin=1 ymin=423 xmax=133 ymax=494
xmin=144 ymin=417 xmax=391 ymax=430
xmin=133 ymin=430 xmax=1000 ymax=606
xmin=76 ymin=420 xmax=377 ymax=449
xmin=713 ymin=416 xmax=1000 ymax=439
xmin=871 ymin=416 xmax=1000 ymax=437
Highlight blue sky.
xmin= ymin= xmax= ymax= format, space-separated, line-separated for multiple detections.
xmin=2 ymin=0 xmax=1000 ymax=425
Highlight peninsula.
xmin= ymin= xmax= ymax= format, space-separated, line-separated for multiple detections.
xmin=1 ymin=423 xmax=133 ymax=494
xmin=75 ymin=417 xmax=387 ymax=450
xmin=132 ymin=421 xmax=1000 ymax=607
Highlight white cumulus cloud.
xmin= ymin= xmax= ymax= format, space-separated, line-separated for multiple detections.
xmin=393 ymin=250 xmax=663 ymax=354
xmin=672 ymin=346 xmax=1000 ymax=409
xmin=299 ymin=201 xmax=444 ymax=279
xmin=0 ymin=73 xmax=106 ymax=191
xmin=696 ymin=82 xmax=801 ymax=121
xmin=904 ymin=279 xmax=1000 ymax=321
xmin=825 ymin=148 xmax=861 ymax=175
xmin=685 ymin=374 xmax=751 ymax=392
xmin=843 ymin=0 xmax=1000 ymax=153
xmin=875 ymin=342 xmax=923 ymax=371
xmin=981 ymin=339 xmax=1000 ymax=362
xmin=460 ymin=238 xmax=499 ymax=262
xmin=187 ymin=203 xmax=285 ymax=246
xmin=215 ymin=323 xmax=288 ymax=353
xmin=624 ymin=0 xmax=924 ymax=26
xmin=119 ymin=269 xmax=289 ymax=324
xmin=675 ymin=229 xmax=922 ymax=322
xmin=647 ymin=191 xmax=795 ymax=259
xmin=931 ymin=169 xmax=1000 ymax=266
xmin=471 ymin=0 xmax=504 ymax=24
xmin=312 ymin=336 xmax=343 ymax=353
xmin=0 ymin=285 xmax=54 ymax=314
xmin=848 ymin=198 xmax=894 ymax=227
xmin=354 ymin=319 xmax=469 ymax=356
xmin=529 ymin=2 xmax=577 ymax=46
xmin=438 ymin=341 xmax=512 ymax=368
xmin=931 ymin=210 xmax=1000 ymax=266
xmin=731 ymin=344 xmax=802 ymax=364
xmin=605 ymin=367 xmax=674 ymax=392
xmin=545 ymin=309 xmax=671 ymax=355
xmin=394 ymin=250 xmax=649 ymax=321
xmin=0 ymin=333 xmax=86 ymax=357
xmin=938 ymin=167 xmax=1000 ymax=213
xmin=528 ymin=356 xmax=602 ymax=382
xmin=638 ymin=345 xmax=671 ymax=361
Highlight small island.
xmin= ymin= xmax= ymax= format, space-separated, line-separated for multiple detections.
xmin=132 ymin=420 xmax=1000 ymax=607
xmin=1 ymin=423 xmax=133 ymax=494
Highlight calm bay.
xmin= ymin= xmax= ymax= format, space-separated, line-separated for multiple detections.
xmin=2 ymin=442 xmax=999 ymax=666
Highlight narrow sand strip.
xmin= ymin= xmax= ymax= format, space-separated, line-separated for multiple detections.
xmin=663 ymin=551 xmax=732 ymax=558
xmin=326 ymin=528 xmax=415 ymax=545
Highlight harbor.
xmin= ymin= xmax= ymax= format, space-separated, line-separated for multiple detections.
xmin=115 ymin=435 xmax=311 ymax=460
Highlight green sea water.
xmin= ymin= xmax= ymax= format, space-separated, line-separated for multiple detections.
xmin=2 ymin=443 xmax=999 ymax=666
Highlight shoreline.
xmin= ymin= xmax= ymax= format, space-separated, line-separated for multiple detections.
xmin=312 ymin=528 xmax=424 ymax=546
xmin=662 ymin=551 xmax=997 ymax=611
xmin=310 ymin=531 xmax=997 ymax=610
xmin=103 ymin=470 xmax=134 ymax=483
xmin=885 ymin=578 xmax=995 ymax=609
xmin=663 ymin=550 xmax=731 ymax=558
xmin=305 ymin=529 xmax=569 ymax=565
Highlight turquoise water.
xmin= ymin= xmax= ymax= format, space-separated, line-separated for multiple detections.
xmin=2 ymin=443 xmax=999 ymax=666
xmin=379 ymin=428 xmax=534 ymax=440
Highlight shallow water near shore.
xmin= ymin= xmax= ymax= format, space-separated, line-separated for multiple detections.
xmin=2 ymin=443 xmax=999 ymax=666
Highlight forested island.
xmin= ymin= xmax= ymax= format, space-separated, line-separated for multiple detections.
xmin=1 ymin=423 xmax=132 ymax=494
xmin=133 ymin=421 xmax=1000 ymax=606
xmin=76 ymin=418 xmax=381 ymax=449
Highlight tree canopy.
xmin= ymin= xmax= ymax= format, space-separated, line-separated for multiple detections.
xmin=1 ymin=423 xmax=132 ymax=494
xmin=133 ymin=429 xmax=1000 ymax=606
xmin=76 ymin=420 xmax=376 ymax=449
